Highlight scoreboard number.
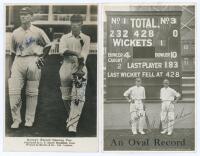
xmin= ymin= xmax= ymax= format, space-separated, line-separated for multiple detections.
xmin=148 ymin=30 xmax=154 ymax=37
xmin=124 ymin=52 xmax=131 ymax=58
xmin=171 ymin=17 xmax=177 ymax=24
xmin=166 ymin=71 xmax=180 ymax=78
xmin=134 ymin=30 xmax=154 ymax=38
xmin=164 ymin=61 xmax=179 ymax=69
xmin=117 ymin=63 xmax=122 ymax=69
xmin=173 ymin=29 xmax=178 ymax=37
xmin=110 ymin=30 xmax=114 ymax=37
xmin=110 ymin=30 xmax=128 ymax=38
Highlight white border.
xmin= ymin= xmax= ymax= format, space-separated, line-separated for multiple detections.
xmin=0 ymin=0 xmax=200 ymax=155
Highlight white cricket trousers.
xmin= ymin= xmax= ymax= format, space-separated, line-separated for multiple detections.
xmin=160 ymin=101 xmax=175 ymax=133
xmin=8 ymin=56 xmax=41 ymax=124
xmin=59 ymin=56 xmax=87 ymax=132
xmin=130 ymin=100 xmax=145 ymax=133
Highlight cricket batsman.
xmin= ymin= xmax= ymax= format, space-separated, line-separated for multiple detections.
xmin=59 ymin=14 xmax=90 ymax=136
xmin=160 ymin=79 xmax=181 ymax=135
xmin=124 ymin=78 xmax=146 ymax=135
xmin=8 ymin=7 xmax=50 ymax=128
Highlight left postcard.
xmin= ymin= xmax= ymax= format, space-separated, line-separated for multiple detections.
xmin=4 ymin=4 xmax=98 ymax=152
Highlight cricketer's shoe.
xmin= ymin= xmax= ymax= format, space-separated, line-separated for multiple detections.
xmin=68 ymin=131 xmax=76 ymax=137
xmin=132 ymin=131 xmax=137 ymax=135
xmin=167 ymin=131 xmax=173 ymax=136
xmin=25 ymin=120 xmax=33 ymax=127
xmin=11 ymin=120 xmax=21 ymax=129
xmin=139 ymin=130 xmax=146 ymax=135
xmin=161 ymin=129 xmax=168 ymax=134
xmin=66 ymin=126 xmax=77 ymax=137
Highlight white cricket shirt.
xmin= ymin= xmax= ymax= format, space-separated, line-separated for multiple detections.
xmin=160 ymin=87 xmax=180 ymax=101
xmin=11 ymin=24 xmax=50 ymax=56
xmin=59 ymin=31 xmax=90 ymax=62
xmin=123 ymin=86 xmax=146 ymax=100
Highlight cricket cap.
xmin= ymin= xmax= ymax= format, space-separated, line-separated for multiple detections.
xmin=70 ymin=14 xmax=83 ymax=23
xmin=20 ymin=7 xmax=33 ymax=15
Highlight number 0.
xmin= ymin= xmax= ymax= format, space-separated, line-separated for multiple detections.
xmin=173 ymin=30 xmax=178 ymax=37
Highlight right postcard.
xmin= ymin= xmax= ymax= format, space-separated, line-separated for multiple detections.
xmin=103 ymin=4 xmax=195 ymax=151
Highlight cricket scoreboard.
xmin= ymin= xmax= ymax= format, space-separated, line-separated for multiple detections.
xmin=105 ymin=11 xmax=182 ymax=100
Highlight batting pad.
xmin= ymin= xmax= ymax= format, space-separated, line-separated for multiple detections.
xmin=60 ymin=87 xmax=72 ymax=100
xmin=26 ymin=81 xmax=39 ymax=96
xmin=8 ymin=78 xmax=24 ymax=95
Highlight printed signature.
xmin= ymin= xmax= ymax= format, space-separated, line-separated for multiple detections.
xmin=66 ymin=114 xmax=80 ymax=128
xmin=129 ymin=107 xmax=193 ymax=129
xmin=11 ymin=99 xmax=22 ymax=115
xmin=151 ymin=107 xmax=192 ymax=129
xmin=18 ymin=37 xmax=36 ymax=51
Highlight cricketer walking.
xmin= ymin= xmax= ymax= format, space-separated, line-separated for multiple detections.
xmin=8 ymin=7 xmax=51 ymax=128
xmin=59 ymin=14 xmax=90 ymax=136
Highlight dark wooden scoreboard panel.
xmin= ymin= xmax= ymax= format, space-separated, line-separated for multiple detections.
xmin=105 ymin=11 xmax=182 ymax=101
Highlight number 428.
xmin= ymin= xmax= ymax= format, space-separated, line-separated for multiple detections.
xmin=166 ymin=72 xmax=180 ymax=78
